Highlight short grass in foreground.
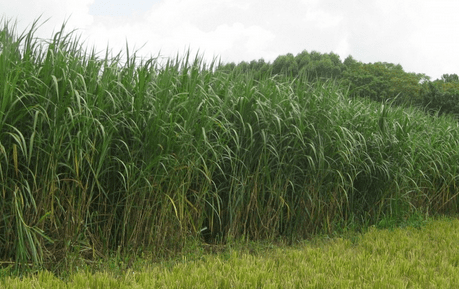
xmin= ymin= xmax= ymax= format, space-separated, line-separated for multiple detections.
xmin=2 ymin=217 xmax=459 ymax=288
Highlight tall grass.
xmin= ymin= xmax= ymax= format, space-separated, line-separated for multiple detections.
xmin=1 ymin=19 xmax=459 ymax=269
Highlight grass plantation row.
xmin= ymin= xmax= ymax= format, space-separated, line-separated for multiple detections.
xmin=1 ymin=18 xmax=459 ymax=281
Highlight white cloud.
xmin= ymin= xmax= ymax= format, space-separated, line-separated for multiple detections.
xmin=305 ymin=9 xmax=343 ymax=29
xmin=1 ymin=0 xmax=94 ymax=39
xmin=1 ymin=0 xmax=459 ymax=79
xmin=83 ymin=0 xmax=280 ymax=63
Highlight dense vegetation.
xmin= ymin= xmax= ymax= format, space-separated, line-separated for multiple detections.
xmin=1 ymin=18 xmax=459 ymax=273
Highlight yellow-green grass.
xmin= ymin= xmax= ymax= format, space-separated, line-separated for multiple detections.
xmin=2 ymin=217 xmax=459 ymax=288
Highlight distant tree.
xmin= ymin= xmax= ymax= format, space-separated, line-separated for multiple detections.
xmin=342 ymin=62 xmax=424 ymax=105
xmin=295 ymin=51 xmax=344 ymax=81
xmin=440 ymin=73 xmax=459 ymax=83
xmin=238 ymin=61 xmax=249 ymax=73
xmin=249 ymin=59 xmax=258 ymax=70
xmin=272 ymin=53 xmax=297 ymax=76
xmin=215 ymin=62 xmax=236 ymax=74
xmin=343 ymin=55 xmax=359 ymax=68
xmin=328 ymin=52 xmax=342 ymax=68
xmin=309 ymin=50 xmax=322 ymax=61
xmin=295 ymin=50 xmax=311 ymax=71
xmin=258 ymin=61 xmax=272 ymax=79
xmin=247 ymin=58 xmax=271 ymax=79
xmin=218 ymin=50 xmax=346 ymax=82
xmin=421 ymin=77 xmax=459 ymax=117
xmin=271 ymin=55 xmax=286 ymax=75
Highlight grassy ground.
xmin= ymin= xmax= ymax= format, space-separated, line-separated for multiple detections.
xmin=2 ymin=217 xmax=459 ymax=288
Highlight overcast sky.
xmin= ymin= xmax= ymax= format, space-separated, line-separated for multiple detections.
xmin=1 ymin=0 xmax=458 ymax=80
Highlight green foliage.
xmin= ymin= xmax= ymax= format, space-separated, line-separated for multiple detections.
xmin=441 ymin=73 xmax=459 ymax=83
xmin=272 ymin=52 xmax=298 ymax=76
xmin=298 ymin=50 xmax=344 ymax=80
xmin=342 ymin=61 xmax=425 ymax=105
xmin=218 ymin=50 xmax=345 ymax=82
xmin=421 ymin=75 xmax=459 ymax=117
xmin=2 ymin=18 xmax=459 ymax=274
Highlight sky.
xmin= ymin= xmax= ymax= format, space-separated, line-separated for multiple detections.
xmin=1 ymin=0 xmax=459 ymax=80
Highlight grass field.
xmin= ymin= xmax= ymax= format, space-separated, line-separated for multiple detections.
xmin=1 ymin=18 xmax=459 ymax=282
xmin=2 ymin=217 xmax=459 ymax=288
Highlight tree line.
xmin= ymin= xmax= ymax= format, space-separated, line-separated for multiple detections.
xmin=216 ymin=50 xmax=459 ymax=118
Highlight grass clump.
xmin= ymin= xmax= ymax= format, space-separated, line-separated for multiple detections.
xmin=1 ymin=18 xmax=459 ymax=273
